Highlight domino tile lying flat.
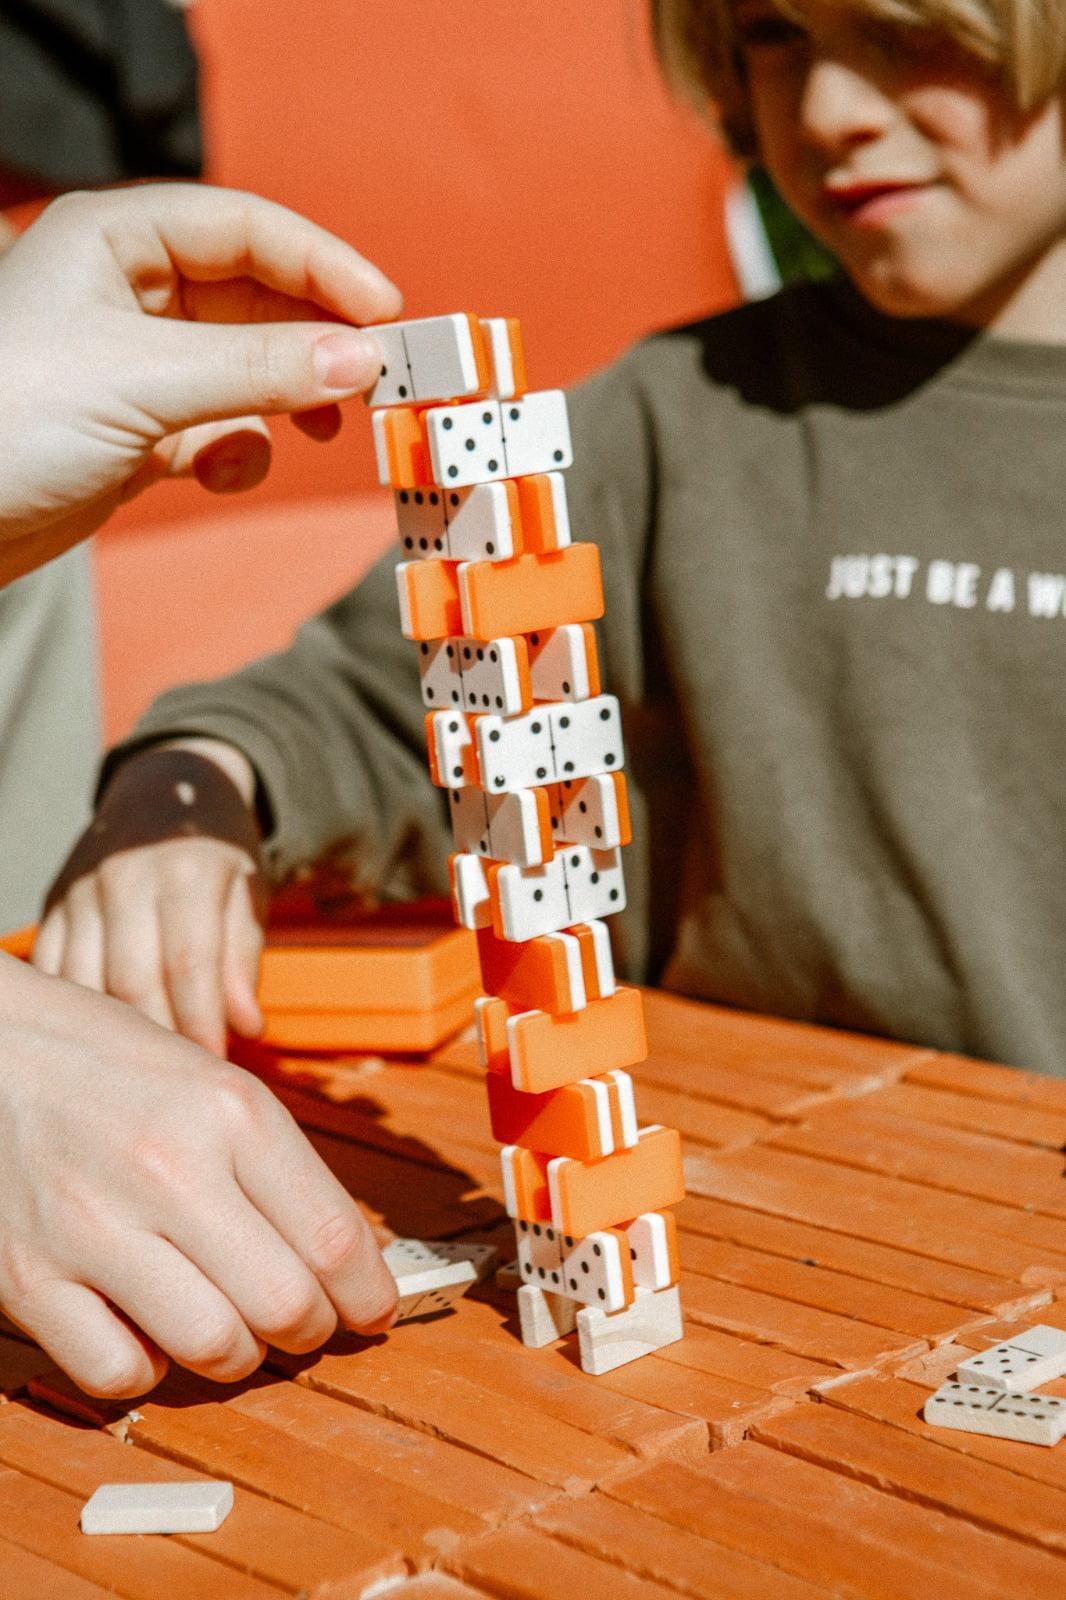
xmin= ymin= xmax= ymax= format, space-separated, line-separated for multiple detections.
xmin=955 ymin=1323 xmax=1066 ymax=1390
xmin=0 ymin=1394 xmax=407 ymax=1595
xmin=923 ymin=1381 xmax=1066 ymax=1446
xmin=80 ymin=1480 xmax=233 ymax=1534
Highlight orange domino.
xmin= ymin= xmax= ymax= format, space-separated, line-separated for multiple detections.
xmin=458 ymin=543 xmax=604 ymax=639
xmin=487 ymin=1072 xmax=628 ymax=1161
xmin=475 ymin=993 xmax=511 ymax=1073
xmin=500 ymin=1143 xmax=551 ymax=1222
xmin=476 ymin=924 xmax=586 ymax=1013
xmin=396 ymin=560 xmax=463 ymax=639
xmin=516 ymin=475 xmax=568 ymax=554
xmin=547 ymin=1125 xmax=685 ymax=1237
xmin=373 ymin=407 xmax=433 ymax=487
xmin=506 ymin=986 xmax=647 ymax=1094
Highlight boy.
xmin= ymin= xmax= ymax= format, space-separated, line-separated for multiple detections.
xmin=39 ymin=0 xmax=1066 ymax=1074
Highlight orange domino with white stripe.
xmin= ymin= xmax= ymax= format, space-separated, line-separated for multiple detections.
xmin=396 ymin=561 xmax=463 ymax=640
xmin=516 ymin=474 xmax=570 ymax=553
xmin=500 ymin=1143 xmax=551 ymax=1222
xmin=372 ymin=407 xmax=433 ymax=487
xmin=458 ymin=543 xmax=604 ymax=640
xmin=624 ymin=1210 xmax=681 ymax=1291
xmin=505 ymin=987 xmax=647 ymax=1094
xmin=486 ymin=1071 xmax=634 ymax=1161
xmin=547 ymin=1125 xmax=685 ymax=1238
xmin=476 ymin=924 xmax=587 ymax=1013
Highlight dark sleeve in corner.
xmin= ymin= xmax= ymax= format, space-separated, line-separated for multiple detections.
xmin=111 ymin=349 xmax=660 ymax=918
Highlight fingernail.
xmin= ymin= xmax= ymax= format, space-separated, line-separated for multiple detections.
xmin=312 ymin=329 xmax=384 ymax=392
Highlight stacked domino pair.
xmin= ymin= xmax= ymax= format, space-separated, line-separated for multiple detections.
xmin=367 ymin=313 xmax=685 ymax=1375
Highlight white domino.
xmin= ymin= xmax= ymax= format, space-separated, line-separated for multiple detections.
xmin=383 ymin=1235 xmax=495 ymax=1322
xmin=557 ymin=1230 xmax=634 ymax=1313
xmin=547 ymin=696 xmax=624 ymax=781
xmin=499 ymin=390 xmax=573 ymax=476
xmin=427 ymin=400 xmax=507 ymax=487
xmin=365 ymin=322 xmax=415 ymax=408
xmin=956 ymin=1325 xmax=1066 ymax=1392
xmin=417 ymin=638 xmax=465 ymax=710
xmin=367 ymin=314 xmax=487 ymax=407
xmin=493 ymin=857 xmax=571 ymax=940
xmin=552 ymin=774 xmax=628 ymax=850
xmin=528 ymin=624 xmax=593 ymax=701
xmin=403 ymin=314 xmax=486 ymax=404
xmin=395 ymin=487 xmax=450 ymax=559
xmin=80 ymin=1481 xmax=234 ymax=1535
xmin=925 ymin=1381 xmax=1066 ymax=1446
xmin=626 ymin=1211 xmax=679 ymax=1290
xmin=528 ymin=472 xmax=572 ymax=549
xmin=576 ymin=1284 xmax=683 ymax=1376
xmin=429 ymin=710 xmax=478 ymax=788
xmin=445 ymin=481 xmax=521 ymax=562
xmin=477 ymin=708 xmax=555 ymax=792
xmin=515 ymin=1218 xmax=565 ymax=1291
xmin=517 ymin=1283 xmax=578 ymax=1347
xmin=451 ymin=853 xmax=491 ymax=929
xmin=485 ymin=789 xmax=553 ymax=867
xmin=561 ymin=845 xmax=627 ymax=922
xmin=448 ymin=788 xmax=492 ymax=856
xmin=460 ymin=636 xmax=531 ymax=716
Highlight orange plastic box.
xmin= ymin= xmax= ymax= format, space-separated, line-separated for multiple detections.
xmin=257 ymin=902 xmax=481 ymax=1053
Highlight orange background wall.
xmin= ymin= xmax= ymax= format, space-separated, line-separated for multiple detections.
xmin=92 ymin=0 xmax=739 ymax=734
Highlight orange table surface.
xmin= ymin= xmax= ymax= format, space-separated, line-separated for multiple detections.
xmin=3 ymin=991 xmax=1066 ymax=1598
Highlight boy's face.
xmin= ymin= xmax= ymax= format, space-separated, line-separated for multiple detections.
xmin=735 ymin=0 xmax=1066 ymax=326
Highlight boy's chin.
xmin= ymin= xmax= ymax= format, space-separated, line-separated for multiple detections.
xmin=842 ymin=258 xmax=985 ymax=323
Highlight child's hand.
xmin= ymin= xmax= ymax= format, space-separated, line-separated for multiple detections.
xmin=0 ymin=183 xmax=400 ymax=583
xmin=34 ymin=740 xmax=265 ymax=1057
xmin=0 ymin=957 xmax=397 ymax=1397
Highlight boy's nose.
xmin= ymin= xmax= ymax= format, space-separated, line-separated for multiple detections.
xmin=799 ymin=56 xmax=893 ymax=155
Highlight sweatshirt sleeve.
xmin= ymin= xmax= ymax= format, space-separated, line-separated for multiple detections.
xmin=110 ymin=348 xmax=660 ymax=920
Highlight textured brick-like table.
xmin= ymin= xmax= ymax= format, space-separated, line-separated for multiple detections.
xmin=2 ymin=991 xmax=1065 ymax=1597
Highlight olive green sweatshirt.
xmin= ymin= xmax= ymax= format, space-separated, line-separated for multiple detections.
xmin=121 ymin=278 xmax=1066 ymax=1074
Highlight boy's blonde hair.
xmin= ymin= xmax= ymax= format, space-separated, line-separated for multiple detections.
xmin=650 ymin=0 xmax=1066 ymax=158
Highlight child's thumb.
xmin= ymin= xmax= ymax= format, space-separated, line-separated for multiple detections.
xmin=133 ymin=319 xmax=385 ymax=435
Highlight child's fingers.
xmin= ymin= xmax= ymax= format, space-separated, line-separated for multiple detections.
xmin=95 ymin=861 xmax=176 ymax=1034
xmin=158 ymin=861 xmax=232 ymax=1057
xmin=32 ymin=905 xmax=68 ymax=977
xmin=58 ymin=876 xmax=106 ymax=995
xmin=222 ymin=872 xmax=265 ymax=1041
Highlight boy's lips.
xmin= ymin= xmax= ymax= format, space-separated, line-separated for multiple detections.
xmin=821 ymin=178 xmax=935 ymax=227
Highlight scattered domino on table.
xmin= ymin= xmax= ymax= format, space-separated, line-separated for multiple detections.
xmin=955 ymin=1324 xmax=1066 ymax=1392
xmin=80 ymin=1481 xmax=234 ymax=1535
